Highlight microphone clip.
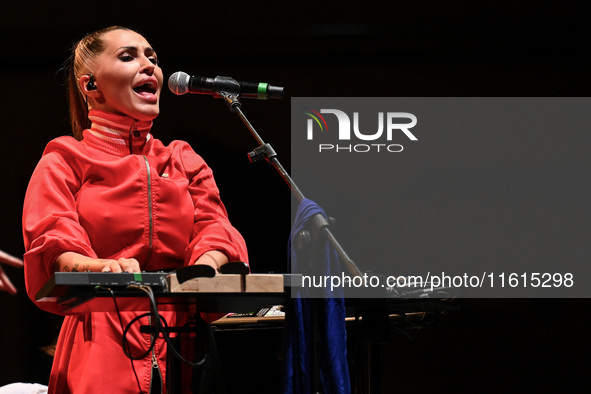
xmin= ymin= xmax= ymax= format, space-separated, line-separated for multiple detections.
xmin=211 ymin=76 xmax=241 ymax=94
xmin=220 ymin=91 xmax=242 ymax=113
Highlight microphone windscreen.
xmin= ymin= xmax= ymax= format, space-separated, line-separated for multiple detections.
xmin=168 ymin=71 xmax=190 ymax=95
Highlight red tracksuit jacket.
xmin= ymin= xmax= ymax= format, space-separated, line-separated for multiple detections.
xmin=23 ymin=110 xmax=248 ymax=393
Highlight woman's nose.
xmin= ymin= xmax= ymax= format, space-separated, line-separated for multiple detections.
xmin=139 ymin=58 xmax=156 ymax=75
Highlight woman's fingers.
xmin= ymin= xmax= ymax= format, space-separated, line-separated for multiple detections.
xmin=117 ymin=258 xmax=141 ymax=273
xmin=100 ymin=258 xmax=140 ymax=273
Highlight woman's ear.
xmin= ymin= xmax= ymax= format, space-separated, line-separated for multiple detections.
xmin=79 ymin=74 xmax=98 ymax=96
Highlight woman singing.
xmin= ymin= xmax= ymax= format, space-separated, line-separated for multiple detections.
xmin=22 ymin=26 xmax=248 ymax=393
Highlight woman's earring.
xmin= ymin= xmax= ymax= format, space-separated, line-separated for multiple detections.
xmin=86 ymin=74 xmax=97 ymax=91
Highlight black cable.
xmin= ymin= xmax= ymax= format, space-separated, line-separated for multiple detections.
xmin=121 ymin=312 xmax=163 ymax=360
xmin=130 ymin=284 xmax=207 ymax=368
xmin=102 ymin=286 xmax=142 ymax=393
xmin=102 ymin=283 xmax=209 ymax=394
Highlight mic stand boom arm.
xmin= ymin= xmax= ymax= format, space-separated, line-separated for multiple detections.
xmin=220 ymin=92 xmax=363 ymax=278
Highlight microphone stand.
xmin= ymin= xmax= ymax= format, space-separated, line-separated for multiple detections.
xmin=220 ymin=92 xmax=357 ymax=394
xmin=219 ymin=92 xmax=363 ymax=278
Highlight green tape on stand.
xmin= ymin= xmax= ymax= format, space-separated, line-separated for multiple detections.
xmin=258 ymin=83 xmax=268 ymax=99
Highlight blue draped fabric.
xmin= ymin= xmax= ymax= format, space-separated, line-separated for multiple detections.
xmin=282 ymin=199 xmax=351 ymax=394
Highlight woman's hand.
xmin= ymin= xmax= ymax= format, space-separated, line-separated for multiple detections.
xmin=193 ymin=250 xmax=228 ymax=273
xmin=55 ymin=252 xmax=141 ymax=273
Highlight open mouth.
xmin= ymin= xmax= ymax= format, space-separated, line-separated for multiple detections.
xmin=133 ymin=82 xmax=157 ymax=94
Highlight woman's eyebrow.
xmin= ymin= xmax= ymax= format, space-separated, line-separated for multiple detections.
xmin=117 ymin=46 xmax=156 ymax=53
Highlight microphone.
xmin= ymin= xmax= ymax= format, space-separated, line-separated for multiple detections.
xmin=168 ymin=71 xmax=285 ymax=100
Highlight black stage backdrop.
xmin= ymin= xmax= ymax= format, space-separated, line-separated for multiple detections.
xmin=0 ymin=1 xmax=589 ymax=392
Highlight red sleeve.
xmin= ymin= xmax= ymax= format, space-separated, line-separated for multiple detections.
xmin=22 ymin=139 xmax=97 ymax=313
xmin=176 ymin=142 xmax=249 ymax=267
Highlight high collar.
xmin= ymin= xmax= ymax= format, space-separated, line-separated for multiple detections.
xmin=82 ymin=110 xmax=154 ymax=155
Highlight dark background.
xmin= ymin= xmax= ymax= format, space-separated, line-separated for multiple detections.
xmin=0 ymin=1 xmax=589 ymax=392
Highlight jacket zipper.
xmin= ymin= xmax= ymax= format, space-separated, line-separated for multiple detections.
xmin=132 ymin=122 xmax=158 ymax=391
xmin=143 ymin=155 xmax=154 ymax=265
xmin=129 ymin=121 xmax=154 ymax=265
xmin=129 ymin=120 xmax=138 ymax=155
xmin=148 ymin=316 xmax=162 ymax=393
